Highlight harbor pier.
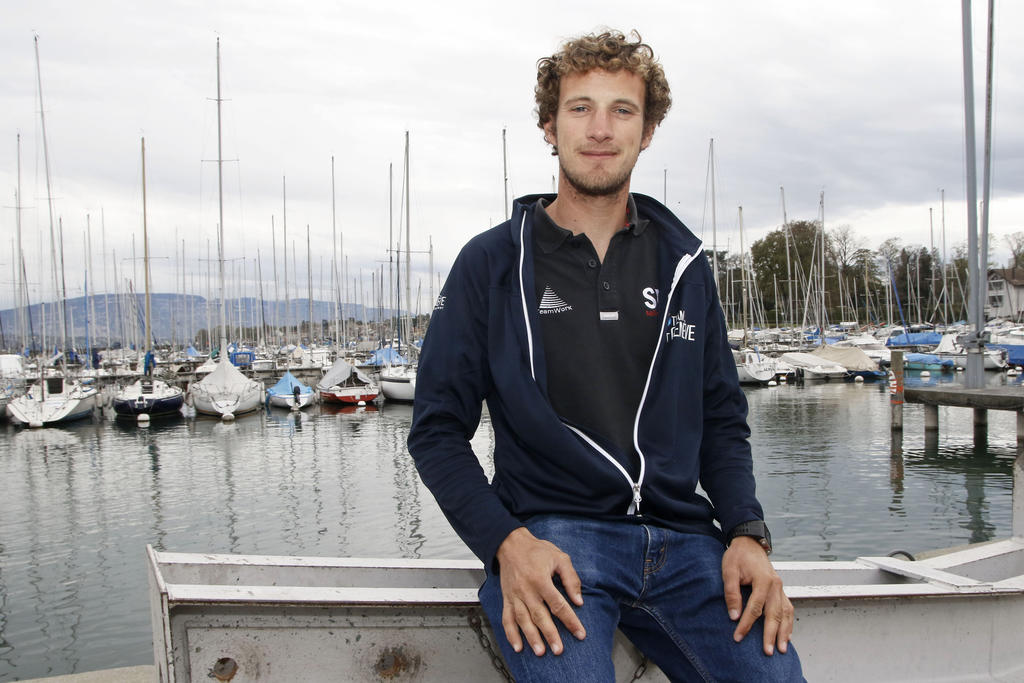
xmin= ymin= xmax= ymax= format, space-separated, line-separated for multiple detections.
xmin=889 ymin=348 xmax=1024 ymax=537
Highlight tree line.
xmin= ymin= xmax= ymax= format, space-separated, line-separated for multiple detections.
xmin=703 ymin=220 xmax=1019 ymax=330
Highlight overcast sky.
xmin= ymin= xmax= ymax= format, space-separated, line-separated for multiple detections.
xmin=2 ymin=1 xmax=1022 ymax=314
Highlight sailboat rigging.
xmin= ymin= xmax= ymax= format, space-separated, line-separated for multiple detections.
xmin=112 ymin=138 xmax=185 ymax=421
xmin=188 ymin=38 xmax=264 ymax=420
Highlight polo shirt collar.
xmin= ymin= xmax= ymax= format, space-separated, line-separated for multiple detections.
xmin=533 ymin=194 xmax=650 ymax=255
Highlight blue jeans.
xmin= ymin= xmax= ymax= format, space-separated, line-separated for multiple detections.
xmin=479 ymin=515 xmax=804 ymax=682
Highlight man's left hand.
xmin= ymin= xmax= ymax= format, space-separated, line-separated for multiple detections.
xmin=721 ymin=536 xmax=793 ymax=656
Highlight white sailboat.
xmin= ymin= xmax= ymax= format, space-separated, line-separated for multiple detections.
xmin=7 ymin=38 xmax=99 ymax=428
xmin=380 ymin=132 xmax=417 ymax=402
xmin=933 ymin=333 xmax=1008 ymax=370
xmin=7 ymin=375 xmax=99 ymax=427
xmin=188 ymin=39 xmax=263 ymax=420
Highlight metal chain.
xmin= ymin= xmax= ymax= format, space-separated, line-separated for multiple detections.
xmin=468 ymin=612 xmax=516 ymax=682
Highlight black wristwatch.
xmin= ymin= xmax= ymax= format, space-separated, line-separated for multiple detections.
xmin=727 ymin=520 xmax=772 ymax=555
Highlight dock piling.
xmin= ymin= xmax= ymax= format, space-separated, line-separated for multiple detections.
xmin=890 ymin=350 xmax=904 ymax=431
xmin=1016 ymin=447 xmax=1023 ymax=537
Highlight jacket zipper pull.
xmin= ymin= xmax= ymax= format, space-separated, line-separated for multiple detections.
xmin=627 ymin=482 xmax=642 ymax=515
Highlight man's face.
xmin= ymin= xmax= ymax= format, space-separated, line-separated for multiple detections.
xmin=544 ymin=68 xmax=652 ymax=198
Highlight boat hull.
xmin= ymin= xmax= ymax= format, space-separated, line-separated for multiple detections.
xmin=192 ymin=391 xmax=263 ymax=418
xmin=148 ymin=538 xmax=1024 ymax=682
xmin=7 ymin=391 xmax=98 ymax=426
xmin=266 ymin=391 xmax=315 ymax=410
xmin=319 ymin=388 xmax=379 ymax=405
xmin=380 ymin=368 xmax=416 ymax=402
xmin=113 ymin=380 xmax=185 ymax=418
xmin=113 ymin=394 xmax=185 ymax=418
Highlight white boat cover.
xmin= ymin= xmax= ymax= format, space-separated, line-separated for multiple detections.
xmin=190 ymin=360 xmax=263 ymax=416
xmin=780 ymin=351 xmax=847 ymax=373
xmin=317 ymin=360 xmax=373 ymax=390
xmin=811 ymin=345 xmax=880 ymax=372
xmin=934 ymin=333 xmax=960 ymax=354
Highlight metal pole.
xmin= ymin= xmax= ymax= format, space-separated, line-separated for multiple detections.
xmin=979 ymin=0 xmax=995 ymax=337
xmin=960 ymin=0 xmax=984 ymax=388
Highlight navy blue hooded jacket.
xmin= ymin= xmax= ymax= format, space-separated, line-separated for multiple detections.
xmin=408 ymin=193 xmax=763 ymax=568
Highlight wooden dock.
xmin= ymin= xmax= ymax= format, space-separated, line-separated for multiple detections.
xmin=888 ymin=351 xmax=1024 ymax=537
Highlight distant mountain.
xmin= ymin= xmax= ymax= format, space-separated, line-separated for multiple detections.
xmin=0 ymin=293 xmax=392 ymax=350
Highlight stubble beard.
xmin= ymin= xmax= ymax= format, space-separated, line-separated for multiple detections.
xmin=558 ymin=148 xmax=638 ymax=199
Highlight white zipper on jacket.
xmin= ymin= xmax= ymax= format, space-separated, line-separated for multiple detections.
xmin=517 ymin=202 xmax=702 ymax=516
xmin=518 ymin=212 xmax=537 ymax=381
xmin=628 ymin=244 xmax=702 ymax=514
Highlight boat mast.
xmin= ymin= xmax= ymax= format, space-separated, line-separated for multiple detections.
xmin=388 ymin=163 xmax=394 ymax=346
xmin=819 ymin=191 xmax=826 ymax=343
xmin=404 ymin=131 xmax=412 ymax=349
xmin=709 ymin=139 xmax=719 ymax=294
xmin=102 ymin=210 xmax=111 ymax=351
xmin=739 ymin=206 xmax=748 ymax=348
xmin=283 ymin=176 xmax=289 ymax=347
xmin=142 ymin=138 xmax=152 ymax=358
xmin=271 ymin=217 xmax=278 ymax=345
xmin=216 ymin=38 xmax=228 ymax=362
xmin=331 ymin=155 xmax=340 ymax=355
xmin=306 ymin=224 xmax=313 ymax=344
xmin=502 ymin=127 xmax=509 ymax=221
xmin=780 ymin=186 xmax=793 ymax=329
xmin=35 ymin=36 xmax=67 ymax=366
xmin=15 ymin=133 xmax=27 ymax=353
xmin=257 ymin=249 xmax=266 ymax=347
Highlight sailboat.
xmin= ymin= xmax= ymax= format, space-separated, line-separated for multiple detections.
xmin=6 ymin=38 xmax=99 ymax=428
xmin=188 ymin=39 xmax=264 ymax=420
xmin=113 ymin=138 xmax=185 ymax=421
xmin=318 ymin=358 xmax=379 ymax=405
xmin=266 ymin=371 xmax=314 ymax=410
xmin=380 ymin=132 xmax=417 ymax=402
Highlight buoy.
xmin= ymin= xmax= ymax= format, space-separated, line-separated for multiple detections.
xmin=137 ymin=413 xmax=151 ymax=423
xmin=921 ymin=371 xmax=931 ymax=378
xmin=358 ymin=400 xmax=366 ymax=406
xmin=854 ymin=375 xmax=864 ymax=383
xmin=779 ymin=375 xmax=787 ymax=383
xmin=1017 ymin=366 xmax=1023 ymax=372
xmin=29 ymin=421 xmax=44 ymax=429
xmin=956 ymin=366 xmax=964 ymax=372
xmin=1008 ymin=368 xmax=1019 ymax=377
xmin=767 ymin=380 xmax=777 ymax=387
xmin=222 ymin=412 xmax=235 ymax=421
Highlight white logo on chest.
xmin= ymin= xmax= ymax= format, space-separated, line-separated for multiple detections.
xmin=665 ymin=309 xmax=697 ymax=342
xmin=539 ymin=285 xmax=573 ymax=315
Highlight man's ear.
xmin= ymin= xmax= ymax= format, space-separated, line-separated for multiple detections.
xmin=543 ymin=119 xmax=557 ymax=149
xmin=640 ymin=124 xmax=655 ymax=152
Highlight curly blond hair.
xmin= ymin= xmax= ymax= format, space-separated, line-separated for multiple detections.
xmin=535 ymin=30 xmax=671 ymax=137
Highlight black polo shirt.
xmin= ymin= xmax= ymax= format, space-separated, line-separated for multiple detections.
xmin=533 ymin=196 xmax=662 ymax=472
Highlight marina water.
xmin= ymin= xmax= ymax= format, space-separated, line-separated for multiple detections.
xmin=0 ymin=373 xmax=1019 ymax=681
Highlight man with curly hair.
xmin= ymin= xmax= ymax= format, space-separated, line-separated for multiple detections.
xmin=409 ymin=30 xmax=803 ymax=681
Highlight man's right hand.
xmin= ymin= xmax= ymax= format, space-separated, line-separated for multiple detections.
xmin=495 ymin=527 xmax=587 ymax=656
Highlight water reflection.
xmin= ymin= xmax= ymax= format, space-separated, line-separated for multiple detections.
xmin=0 ymin=378 xmax=1017 ymax=681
